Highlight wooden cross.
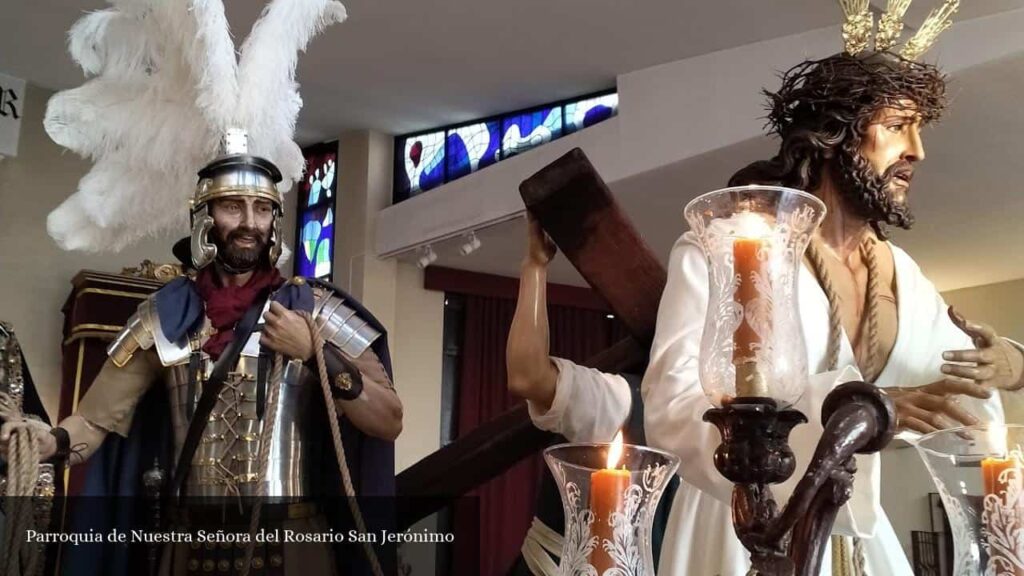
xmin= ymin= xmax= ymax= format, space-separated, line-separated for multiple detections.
xmin=397 ymin=148 xmax=667 ymax=529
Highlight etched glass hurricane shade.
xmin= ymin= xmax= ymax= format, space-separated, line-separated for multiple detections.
xmin=683 ymin=186 xmax=826 ymax=408
xmin=544 ymin=442 xmax=680 ymax=576
xmin=915 ymin=425 xmax=1024 ymax=576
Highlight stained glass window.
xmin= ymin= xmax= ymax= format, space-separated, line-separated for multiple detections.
xmin=564 ymin=93 xmax=619 ymax=134
xmin=501 ymin=106 xmax=563 ymax=158
xmin=295 ymin=141 xmax=338 ymax=281
xmin=396 ymin=131 xmax=446 ymax=199
xmin=298 ymin=206 xmax=334 ymax=279
xmin=446 ymin=121 xmax=501 ymax=180
xmin=392 ymin=90 xmax=617 ymax=203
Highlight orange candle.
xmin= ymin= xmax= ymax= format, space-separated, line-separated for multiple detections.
xmin=982 ymin=456 xmax=1017 ymax=496
xmin=733 ymin=237 xmax=769 ymax=397
xmin=589 ymin=432 xmax=629 ymax=572
xmin=982 ymin=450 xmax=1024 ymax=575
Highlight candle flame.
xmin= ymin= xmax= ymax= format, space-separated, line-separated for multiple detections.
xmin=730 ymin=211 xmax=773 ymax=239
xmin=988 ymin=424 xmax=1009 ymax=457
xmin=607 ymin=431 xmax=624 ymax=469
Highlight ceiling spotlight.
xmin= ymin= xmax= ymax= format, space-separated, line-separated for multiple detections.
xmin=417 ymin=244 xmax=438 ymax=269
xmin=459 ymin=232 xmax=482 ymax=256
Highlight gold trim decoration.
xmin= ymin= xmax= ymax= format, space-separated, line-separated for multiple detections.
xmin=63 ymin=324 xmax=125 ymax=346
xmin=74 ymin=288 xmax=149 ymax=301
xmin=901 ymin=0 xmax=960 ymax=60
xmin=840 ymin=0 xmax=873 ymax=55
xmin=335 ymin=372 xmax=354 ymax=391
xmin=73 ymin=270 xmax=164 ymax=290
xmin=875 ymin=0 xmax=912 ymax=51
xmin=120 ymin=260 xmax=184 ymax=283
xmin=195 ymin=186 xmax=281 ymax=206
xmin=836 ymin=0 xmax=960 ymax=60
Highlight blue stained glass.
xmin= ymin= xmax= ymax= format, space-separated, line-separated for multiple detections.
xmin=301 ymin=152 xmax=337 ymax=208
xmin=400 ymin=131 xmax=446 ymax=196
xmin=297 ymin=206 xmax=334 ymax=279
xmin=501 ymin=106 xmax=563 ymax=158
xmin=564 ymin=94 xmax=619 ymax=134
xmin=446 ymin=121 xmax=501 ymax=180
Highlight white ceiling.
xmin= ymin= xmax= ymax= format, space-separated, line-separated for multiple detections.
xmin=4 ymin=0 xmax=1024 ymax=293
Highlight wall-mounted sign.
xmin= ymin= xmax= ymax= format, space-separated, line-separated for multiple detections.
xmin=0 ymin=71 xmax=26 ymax=158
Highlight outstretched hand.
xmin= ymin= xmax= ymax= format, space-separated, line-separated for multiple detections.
xmin=942 ymin=308 xmax=1024 ymax=392
xmin=886 ymin=379 xmax=992 ymax=435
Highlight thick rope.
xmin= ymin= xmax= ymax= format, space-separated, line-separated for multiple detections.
xmin=861 ymin=237 xmax=883 ymax=383
xmin=304 ymin=313 xmax=385 ymax=576
xmin=806 ymin=238 xmax=844 ymax=371
xmin=1 ymin=416 xmax=44 ymax=576
xmin=807 ymin=236 xmax=883 ymax=576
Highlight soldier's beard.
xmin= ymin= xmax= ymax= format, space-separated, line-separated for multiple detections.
xmin=834 ymin=148 xmax=915 ymax=231
xmin=213 ymin=226 xmax=269 ymax=273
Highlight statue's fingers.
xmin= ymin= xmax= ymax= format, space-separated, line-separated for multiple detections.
xmin=948 ymin=308 xmax=999 ymax=348
xmin=899 ymin=412 xmax=936 ymax=435
xmin=943 ymin=349 xmax=994 ymax=364
xmin=938 ymin=396 xmax=980 ymax=427
xmin=0 ymin=421 xmax=17 ymax=441
xmin=927 ymin=377 xmax=993 ymax=399
xmin=942 ymin=363 xmax=994 ymax=382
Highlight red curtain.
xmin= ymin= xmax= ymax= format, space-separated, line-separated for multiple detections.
xmin=452 ymin=294 xmax=626 ymax=576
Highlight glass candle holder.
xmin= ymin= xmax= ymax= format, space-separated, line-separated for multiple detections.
xmin=915 ymin=425 xmax=1024 ymax=575
xmin=683 ymin=185 xmax=826 ymax=408
xmin=544 ymin=441 xmax=679 ymax=576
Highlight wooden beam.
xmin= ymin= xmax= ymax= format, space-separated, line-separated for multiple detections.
xmin=395 ymin=336 xmax=645 ymax=530
xmin=519 ymin=148 xmax=667 ymax=345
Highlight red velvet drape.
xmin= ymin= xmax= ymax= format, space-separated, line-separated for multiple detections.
xmin=453 ymin=294 xmax=626 ymax=576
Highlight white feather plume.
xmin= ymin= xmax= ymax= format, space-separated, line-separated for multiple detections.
xmin=236 ymin=0 xmax=347 ymax=191
xmin=189 ymin=0 xmax=239 ymax=133
xmin=45 ymin=0 xmax=346 ymax=252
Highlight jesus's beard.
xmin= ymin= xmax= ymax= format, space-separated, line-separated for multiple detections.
xmin=834 ymin=148 xmax=915 ymax=232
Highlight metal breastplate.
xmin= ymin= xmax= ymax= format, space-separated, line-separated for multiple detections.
xmin=110 ymin=286 xmax=383 ymax=499
xmin=164 ymin=341 xmax=314 ymax=498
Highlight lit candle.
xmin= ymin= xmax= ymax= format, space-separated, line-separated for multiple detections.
xmin=981 ymin=427 xmax=1024 ymax=574
xmin=731 ymin=212 xmax=771 ymax=397
xmin=589 ymin=431 xmax=629 ymax=572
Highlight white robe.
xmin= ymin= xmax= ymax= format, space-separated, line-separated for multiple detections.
xmin=644 ymin=232 xmax=1004 ymax=576
xmin=528 ymin=231 xmax=1005 ymax=576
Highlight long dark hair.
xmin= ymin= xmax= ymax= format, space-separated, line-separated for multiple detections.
xmin=729 ymin=52 xmax=946 ymax=192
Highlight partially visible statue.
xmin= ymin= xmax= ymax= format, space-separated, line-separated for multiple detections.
xmin=0 ymin=322 xmax=56 ymax=576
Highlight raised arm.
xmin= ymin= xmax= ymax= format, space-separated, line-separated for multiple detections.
xmin=506 ymin=213 xmax=559 ymax=409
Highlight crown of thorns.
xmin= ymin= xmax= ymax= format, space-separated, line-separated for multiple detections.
xmin=764 ymin=52 xmax=947 ymax=139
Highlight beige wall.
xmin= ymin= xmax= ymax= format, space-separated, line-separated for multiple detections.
xmin=334 ymin=130 xmax=445 ymax=473
xmin=0 ymin=84 xmax=174 ymax=419
xmin=391 ymin=263 xmax=444 ymax=472
xmin=944 ymin=278 xmax=1024 ymax=343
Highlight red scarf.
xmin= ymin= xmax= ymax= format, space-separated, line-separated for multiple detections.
xmin=195 ymin=266 xmax=284 ymax=358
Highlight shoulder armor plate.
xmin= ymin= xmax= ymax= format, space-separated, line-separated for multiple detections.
xmin=106 ymin=299 xmax=157 ymax=367
xmin=313 ymin=291 xmax=382 ymax=358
